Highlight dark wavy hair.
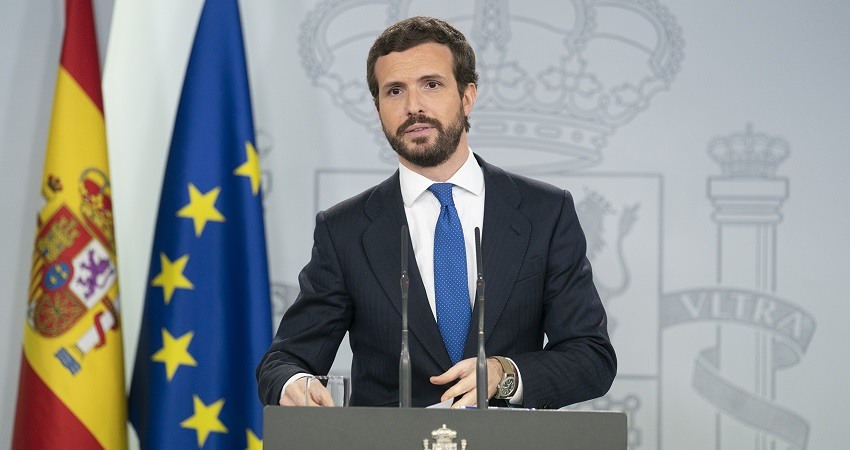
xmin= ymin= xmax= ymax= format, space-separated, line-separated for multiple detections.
xmin=367 ymin=16 xmax=479 ymax=128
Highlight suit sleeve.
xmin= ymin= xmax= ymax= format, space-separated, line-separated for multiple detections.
xmin=510 ymin=190 xmax=617 ymax=409
xmin=256 ymin=211 xmax=353 ymax=405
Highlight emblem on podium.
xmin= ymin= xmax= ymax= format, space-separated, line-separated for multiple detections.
xmin=422 ymin=424 xmax=467 ymax=449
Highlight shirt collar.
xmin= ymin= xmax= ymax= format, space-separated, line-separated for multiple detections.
xmin=399 ymin=149 xmax=484 ymax=207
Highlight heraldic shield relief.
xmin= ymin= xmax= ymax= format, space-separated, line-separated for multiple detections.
xmin=29 ymin=168 xmax=120 ymax=376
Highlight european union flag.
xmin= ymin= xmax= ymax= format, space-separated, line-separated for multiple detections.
xmin=129 ymin=1 xmax=271 ymax=448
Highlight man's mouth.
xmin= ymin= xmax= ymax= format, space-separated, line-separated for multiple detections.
xmin=405 ymin=124 xmax=434 ymax=135
xmin=397 ymin=115 xmax=441 ymax=138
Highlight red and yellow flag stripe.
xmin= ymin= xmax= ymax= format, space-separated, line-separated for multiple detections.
xmin=13 ymin=1 xmax=127 ymax=449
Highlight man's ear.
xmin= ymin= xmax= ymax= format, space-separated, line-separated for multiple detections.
xmin=462 ymin=83 xmax=477 ymax=115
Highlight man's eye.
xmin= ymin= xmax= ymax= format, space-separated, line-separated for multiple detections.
xmin=426 ymin=81 xmax=440 ymax=89
xmin=388 ymin=87 xmax=401 ymax=96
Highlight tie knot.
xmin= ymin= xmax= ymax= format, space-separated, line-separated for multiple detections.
xmin=428 ymin=183 xmax=456 ymax=207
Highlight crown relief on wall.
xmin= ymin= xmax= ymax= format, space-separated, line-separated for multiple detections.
xmin=297 ymin=0 xmax=683 ymax=173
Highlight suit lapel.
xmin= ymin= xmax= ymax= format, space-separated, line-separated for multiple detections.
xmin=464 ymin=157 xmax=532 ymax=356
xmin=362 ymin=173 xmax=453 ymax=371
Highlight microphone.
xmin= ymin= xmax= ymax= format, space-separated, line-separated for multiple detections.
xmin=474 ymin=227 xmax=487 ymax=409
xmin=399 ymin=225 xmax=411 ymax=408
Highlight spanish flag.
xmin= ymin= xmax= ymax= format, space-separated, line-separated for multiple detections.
xmin=12 ymin=0 xmax=127 ymax=449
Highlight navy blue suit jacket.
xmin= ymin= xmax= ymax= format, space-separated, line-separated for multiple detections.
xmin=257 ymin=155 xmax=616 ymax=408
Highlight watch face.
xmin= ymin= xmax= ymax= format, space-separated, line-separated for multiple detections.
xmin=499 ymin=377 xmax=515 ymax=397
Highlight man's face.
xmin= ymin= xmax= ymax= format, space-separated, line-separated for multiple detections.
xmin=373 ymin=42 xmax=475 ymax=168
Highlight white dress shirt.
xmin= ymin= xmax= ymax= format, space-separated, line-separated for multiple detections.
xmin=398 ymin=149 xmax=484 ymax=316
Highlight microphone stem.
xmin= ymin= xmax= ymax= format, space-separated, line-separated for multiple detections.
xmin=474 ymin=227 xmax=487 ymax=409
xmin=476 ymin=323 xmax=487 ymax=408
xmin=400 ymin=225 xmax=411 ymax=407
xmin=400 ymin=329 xmax=411 ymax=407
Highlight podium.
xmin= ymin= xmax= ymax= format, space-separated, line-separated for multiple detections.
xmin=264 ymin=406 xmax=626 ymax=449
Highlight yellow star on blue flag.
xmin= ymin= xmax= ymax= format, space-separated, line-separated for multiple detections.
xmin=180 ymin=395 xmax=229 ymax=447
xmin=177 ymin=183 xmax=225 ymax=237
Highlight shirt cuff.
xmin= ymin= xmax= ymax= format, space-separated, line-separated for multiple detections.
xmin=505 ymin=357 xmax=523 ymax=405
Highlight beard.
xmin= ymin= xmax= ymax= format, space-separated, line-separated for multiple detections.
xmin=382 ymin=108 xmax=466 ymax=168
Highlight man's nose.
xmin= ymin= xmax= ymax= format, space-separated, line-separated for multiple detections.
xmin=405 ymin=90 xmax=425 ymax=116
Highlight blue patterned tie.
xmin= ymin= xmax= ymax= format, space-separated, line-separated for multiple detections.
xmin=428 ymin=183 xmax=471 ymax=365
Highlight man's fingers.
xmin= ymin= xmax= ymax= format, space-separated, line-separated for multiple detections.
xmin=432 ymin=357 xmax=505 ymax=404
xmin=440 ymin=374 xmax=475 ymax=401
xmin=281 ymin=378 xmax=308 ymax=406
xmin=305 ymin=380 xmax=336 ymax=406
xmin=430 ymin=366 xmax=462 ymax=385
xmin=436 ymin=359 xmax=480 ymax=401
xmin=430 ymin=358 xmax=474 ymax=385
xmin=451 ymin=390 xmax=478 ymax=408
xmin=312 ymin=385 xmax=336 ymax=406
xmin=280 ymin=377 xmax=337 ymax=407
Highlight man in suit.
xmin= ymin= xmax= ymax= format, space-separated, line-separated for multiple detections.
xmin=257 ymin=16 xmax=615 ymax=409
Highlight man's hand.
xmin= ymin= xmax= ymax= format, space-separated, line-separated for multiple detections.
xmin=430 ymin=357 xmax=503 ymax=407
xmin=279 ymin=376 xmax=335 ymax=407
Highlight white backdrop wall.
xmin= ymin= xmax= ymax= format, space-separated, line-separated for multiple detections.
xmin=2 ymin=1 xmax=849 ymax=448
